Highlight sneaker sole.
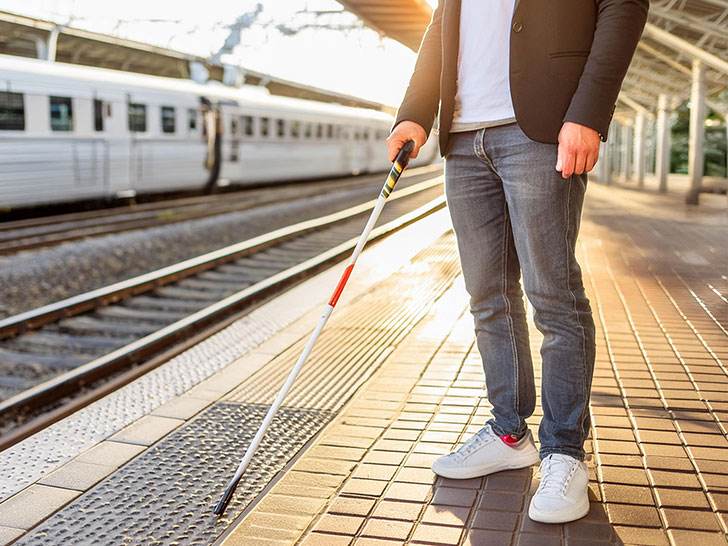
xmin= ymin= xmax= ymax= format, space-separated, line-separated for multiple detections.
xmin=431 ymin=449 xmax=540 ymax=480
xmin=528 ymin=494 xmax=590 ymax=524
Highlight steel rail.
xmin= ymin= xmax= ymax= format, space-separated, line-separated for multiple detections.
xmin=0 ymin=193 xmax=445 ymax=449
xmin=0 ymin=175 xmax=442 ymax=341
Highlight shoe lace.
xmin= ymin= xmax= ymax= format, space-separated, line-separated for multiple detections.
xmin=452 ymin=424 xmax=498 ymax=462
xmin=537 ymin=454 xmax=578 ymax=496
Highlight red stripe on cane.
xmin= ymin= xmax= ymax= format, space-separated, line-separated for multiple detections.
xmin=328 ymin=264 xmax=355 ymax=307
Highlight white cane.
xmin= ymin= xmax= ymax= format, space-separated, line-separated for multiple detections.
xmin=213 ymin=140 xmax=416 ymax=515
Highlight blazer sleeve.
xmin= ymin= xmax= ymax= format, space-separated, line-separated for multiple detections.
xmin=391 ymin=1 xmax=444 ymax=135
xmin=562 ymin=0 xmax=649 ymax=141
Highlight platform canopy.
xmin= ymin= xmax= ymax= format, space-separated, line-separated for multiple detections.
xmin=338 ymin=0 xmax=728 ymax=114
xmin=335 ymin=0 xmax=433 ymax=52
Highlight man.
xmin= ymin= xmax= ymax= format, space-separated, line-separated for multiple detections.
xmin=386 ymin=0 xmax=648 ymax=524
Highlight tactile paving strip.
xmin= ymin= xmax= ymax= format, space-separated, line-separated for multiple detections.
xmin=14 ymin=402 xmax=332 ymax=546
xmin=227 ymin=236 xmax=460 ymax=411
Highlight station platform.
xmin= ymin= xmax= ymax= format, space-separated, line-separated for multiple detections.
xmin=0 ymin=178 xmax=726 ymax=546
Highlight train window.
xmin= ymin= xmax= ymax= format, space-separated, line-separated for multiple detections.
xmin=50 ymin=96 xmax=73 ymax=131
xmin=277 ymin=119 xmax=285 ymax=137
xmin=353 ymin=128 xmax=361 ymax=140
xmin=316 ymin=123 xmax=323 ymax=139
xmin=290 ymin=120 xmax=300 ymax=138
xmin=0 ymin=91 xmax=25 ymax=131
xmin=363 ymin=128 xmax=371 ymax=140
xmin=231 ymin=117 xmax=238 ymax=136
xmin=128 ymin=103 xmax=147 ymax=132
xmin=260 ymin=117 xmax=270 ymax=137
xmin=188 ymin=108 xmax=197 ymax=130
xmin=161 ymin=106 xmax=176 ymax=133
xmin=242 ymin=115 xmax=254 ymax=136
xmin=304 ymin=122 xmax=312 ymax=139
xmin=326 ymin=124 xmax=334 ymax=139
xmin=93 ymin=99 xmax=104 ymax=132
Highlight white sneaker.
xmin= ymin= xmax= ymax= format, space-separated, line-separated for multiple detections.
xmin=431 ymin=423 xmax=540 ymax=480
xmin=528 ymin=453 xmax=590 ymax=523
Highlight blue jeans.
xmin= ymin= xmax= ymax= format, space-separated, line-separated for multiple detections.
xmin=444 ymin=123 xmax=596 ymax=461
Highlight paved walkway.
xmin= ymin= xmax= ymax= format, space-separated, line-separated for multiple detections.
xmin=219 ymin=181 xmax=727 ymax=546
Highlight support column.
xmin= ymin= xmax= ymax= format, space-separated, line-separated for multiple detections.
xmin=621 ymin=122 xmax=633 ymax=181
xmin=598 ymin=139 xmax=611 ymax=185
xmin=655 ymin=94 xmax=672 ymax=193
xmin=634 ymin=110 xmax=647 ymax=187
xmin=47 ymin=26 xmax=61 ymax=62
xmin=686 ymin=60 xmax=706 ymax=204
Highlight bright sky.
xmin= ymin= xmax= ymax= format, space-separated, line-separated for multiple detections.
xmin=1 ymin=0 xmax=438 ymax=107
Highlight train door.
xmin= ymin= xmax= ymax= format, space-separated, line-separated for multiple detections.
xmin=201 ymin=98 xmax=221 ymax=192
xmin=127 ymin=94 xmax=145 ymax=191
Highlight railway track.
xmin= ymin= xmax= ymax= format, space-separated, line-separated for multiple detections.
xmin=0 ymin=176 xmax=446 ymax=447
xmin=0 ymin=165 xmax=442 ymax=255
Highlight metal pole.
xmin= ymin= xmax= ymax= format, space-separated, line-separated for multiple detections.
xmin=687 ymin=60 xmax=706 ymax=205
xmin=212 ymin=140 xmax=416 ymax=516
xmin=655 ymin=94 xmax=672 ymax=193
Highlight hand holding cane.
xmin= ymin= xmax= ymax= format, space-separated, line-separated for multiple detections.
xmin=213 ymin=140 xmax=417 ymax=516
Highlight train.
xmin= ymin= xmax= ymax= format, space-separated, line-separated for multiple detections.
xmin=0 ymin=54 xmax=439 ymax=209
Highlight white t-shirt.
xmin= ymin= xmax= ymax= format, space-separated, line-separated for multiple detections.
xmin=451 ymin=0 xmax=517 ymax=131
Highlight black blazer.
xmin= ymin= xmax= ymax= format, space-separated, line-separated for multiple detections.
xmin=393 ymin=0 xmax=649 ymax=157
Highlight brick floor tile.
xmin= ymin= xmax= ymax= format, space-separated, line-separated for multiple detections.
xmin=701 ymin=472 xmax=728 ymax=492
xmin=403 ymin=453 xmax=437 ymax=468
xmin=431 ymin=486 xmax=477 ymax=507
xmin=309 ymin=446 xmax=367 ymax=462
xmin=477 ymin=492 xmax=525 ymax=512
xmin=601 ymin=484 xmax=655 ymax=506
xmin=328 ymin=496 xmax=377 ymax=517
xmin=360 ymin=518 xmax=414 ymax=541
xmin=485 ymin=472 xmax=531 ymax=492
xmin=654 ymin=487 xmax=710 ymax=509
xmin=293 ymin=457 xmax=358 ymax=476
xmin=682 ymin=432 xmax=728 ymax=447
xmin=437 ymin=476 xmax=483 ymax=489
xmin=612 ymin=525 xmax=669 ymax=546
xmin=352 ymin=537 xmax=404 ymax=546
xmin=371 ymin=500 xmax=423 ymax=521
xmin=516 ymin=532 xmax=562 ymax=545
xmin=643 ymin=455 xmax=694 ymax=472
xmin=687 ymin=446 xmax=728 ymax=461
xmin=661 ymin=508 xmax=722 ymax=531
xmin=463 ymin=529 xmax=514 ymax=546
xmin=352 ymin=464 xmax=399 ymax=481
xmin=471 ymin=510 xmax=519 ymax=531
xmin=397 ymin=467 xmax=437 ymax=484
xmin=519 ymin=514 xmax=563 ymax=535
xmin=384 ymin=482 xmax=432 ymax=503
xmin=667 ymin=529 xmax=728 ymax=546
xmin=410 ymin=522 xmax=464 ymax=545
xmin=341 ymin=478 xmax=388 ymax=497
xmin=300 ymin=532 xmax=353 ymax=546
xmin=254 ymin=494 xmax=326 ymax=516
xmin=362 ymin=451 xmax=408 ymax=466
xmin=639 ymin=443 xmax=688 ymax=458
xmin=596 ymin=454 xmax=644 ymax=468
xmin=648 ymin=470 xmax=702 ymax=489
xmin=564 ymin=519 xmax=614 ymax=541
xmin=313 ymin=514 xmax=366 ymax=535
xmin=712 ymin=492 xmax=728 ymax=511
xmin=637 ymin=430 xmax=682 ymax=444
xmin=382 ymin=429 xmax=421 ymax=442
xmin=598 ymin=466 xmax=650 ymax=487
xmin=594 ymin=427 xmax=636 ymax=442
xmin=605 ymin=503 xmax=662 ymax=528
xmin=420 ymin=505 xmax=469 ymax=526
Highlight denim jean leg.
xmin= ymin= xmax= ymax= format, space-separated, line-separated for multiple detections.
xmin=484 ymin=122 xmax=596 ymax=460
xmin=444 ymin=128 xmax=536 ymax=440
